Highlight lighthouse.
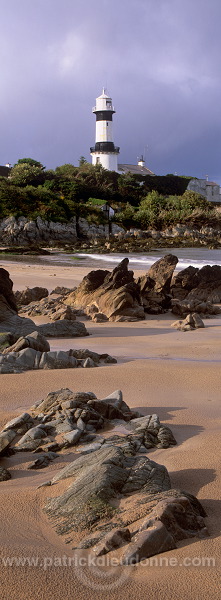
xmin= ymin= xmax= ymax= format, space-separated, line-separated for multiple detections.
xmin=90 ymin=89 xmax=120 ymax=171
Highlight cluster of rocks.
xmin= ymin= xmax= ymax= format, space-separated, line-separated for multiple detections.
xmin=0 ymin=330 xmax=117 ymax=374
xmin=64 ymin=223 xmax=221 ymax=254
xmin=0 ymin=387 xmax=208 ymax=563
xmin=107 ymin=224 xmax=221 ymax=248
xmin=1 ymin=256 xmax=221 ymax=333
xmin=0 ymin=387 xmax=176 ymax=467
xmin=63 ymin=255 xmax=221 ymax=322
xmin=16 ymin=286 xmax=83 ymax=321
xmin=0 ymin=267 xmax=89 ymax=339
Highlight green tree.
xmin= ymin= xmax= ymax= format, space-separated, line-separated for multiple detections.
xmin=16 ymin=158 xmax=44 ymax=169
xmin=55 ymin=164 xmax=77 ymax=180
xmin=78 ymin=156 xmax=88 ymax=167
xmin=10 ymin=163 xmax=45 ymax=187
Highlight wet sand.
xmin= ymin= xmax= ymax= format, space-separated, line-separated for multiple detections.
xmin=0 ymin=261 xmax=220 ymax=600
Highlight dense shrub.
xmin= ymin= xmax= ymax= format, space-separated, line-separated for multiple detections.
xmin=0 ymin=159 xmax=219 ymax=233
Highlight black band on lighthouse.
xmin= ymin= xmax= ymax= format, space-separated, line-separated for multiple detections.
xmin=95 ymin=111 xmax=113 ymax=121
xmin=90 ymin=142 xmax=120 ymax=153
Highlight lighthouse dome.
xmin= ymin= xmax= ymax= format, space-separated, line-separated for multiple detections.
xmin=93 ymin=88 xmax=114 ymax=113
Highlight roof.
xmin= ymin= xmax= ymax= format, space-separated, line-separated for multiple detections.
xmin=97 ymin=88 xmax=111 ymax=100
xmin=118 ymin=164 xmax=155 ymax=176
xmin=205 ymin=181 xmax=219 ymax=186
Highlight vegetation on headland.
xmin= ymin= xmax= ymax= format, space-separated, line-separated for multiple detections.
xmin=0 ymin=158 xmax=220 ymax=235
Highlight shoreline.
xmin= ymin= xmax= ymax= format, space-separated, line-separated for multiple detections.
xmin=0 ymin=260 xmax=220 ymax=599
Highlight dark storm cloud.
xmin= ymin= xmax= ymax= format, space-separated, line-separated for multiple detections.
xmin=0 ymin=0 xmax=221 ymax=182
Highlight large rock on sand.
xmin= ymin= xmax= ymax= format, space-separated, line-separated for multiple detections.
xmin=65 ymin=258 xmax=145 ymax=321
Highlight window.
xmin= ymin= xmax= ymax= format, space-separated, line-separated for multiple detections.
xmin=96 ymin=157 xmax=100 ymax=165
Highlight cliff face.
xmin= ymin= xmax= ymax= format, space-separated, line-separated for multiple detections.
xmin=0 ymin=216 xmax=123 ymax=246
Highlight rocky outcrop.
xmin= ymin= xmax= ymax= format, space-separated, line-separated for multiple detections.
xmin=44 ymin=446 xmax=207 ymax=560
xmin=0 ymin=387 xmax=207 ymax=562
xmin=121 ymin=492 xmax=207 ymax=564
xmin=0 ymin=216 xmax=123 ymax=245
xmin=0 ymin=430 xmax=16 ymax=455
xmin=45 ymin=446 xmax=171 ymax=533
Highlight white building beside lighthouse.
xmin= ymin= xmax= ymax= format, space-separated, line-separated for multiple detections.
xmin=90 ymin=89 xmax=120 ymax=172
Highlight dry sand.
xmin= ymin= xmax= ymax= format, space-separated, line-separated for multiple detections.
xmin=0 ymin=261 xmax=220 ymax=600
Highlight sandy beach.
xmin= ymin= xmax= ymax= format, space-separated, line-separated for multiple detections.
xmin=0 ymin=260 xmax=220 ymax=600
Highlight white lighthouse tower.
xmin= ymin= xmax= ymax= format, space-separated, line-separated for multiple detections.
xmin=90 ymin=89 xmax=120 ymax=171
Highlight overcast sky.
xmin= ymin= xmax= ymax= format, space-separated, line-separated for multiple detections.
xmin=1 ymin=0 xmax=221 ymax=183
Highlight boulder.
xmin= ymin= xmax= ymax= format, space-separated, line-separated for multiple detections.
xmin=63 ymin=429 xmax=82 ymax=446
xmin=147 ymin=254 xmax=178 ymax=294
xmin=0 ymin=466 xmax=11 ymax=481
xmin=50 ymin=305 xmax=76 ymax=321
xmin=94 ymin=528 xmax=131 ymax=556
xmin=38 ymin=351 xmax=78 ymax=370
xmin=171 ymin=266 xmax=199 ymax=300
xmin=125 ymin=414 xmax=177 ymax=449
xmin=3 ymin=412 xmax=34 ymax=431
xmin=37 ymin=320 xmax=88 ymax=337
xmin=0 ymin=430 xmax=16 ymax=455
xmin=83 ymin=357 xmax=97 ymax=368
xmin=136 ymin=254 xmax=178 ymax=313
xmin=0 ymin=332 xmax=15 ymax=351
xmin=0 ymin=268 xmax=17 ymax=313
xmin=139 ymin=493 xmax=207 ymax=541
xmin=171 ymin=313 xmax=205 ymax=331
xmin=122 ymin=521 xmax=176 ymax=564
xmin=3 ymin=331 xmax=50 ymax=354
xmin=14 ymin=286 xmax=48 ymax=307
xmin=28 ymin=452 xmax=58 ymax=470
